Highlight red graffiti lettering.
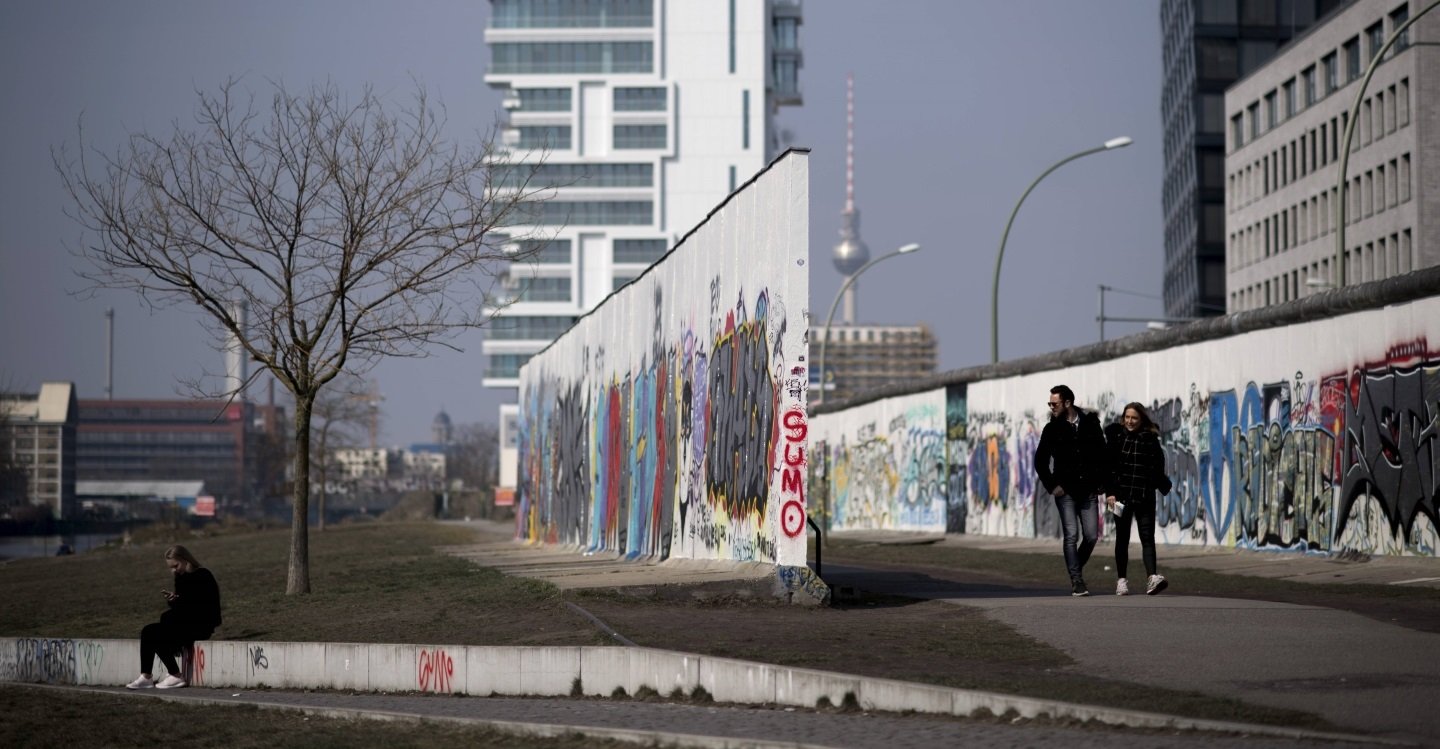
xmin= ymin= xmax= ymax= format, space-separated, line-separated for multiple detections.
xmin=781 ymin=467 xmax=804 ymax=499
xmin=782 ymin=409 xmax=808 ymax=441
xmin=418 ymin=649 xmax=455 ymax=693
xmin=781 ymin=500 xmax=806 ymax=537
xmin=784 ymin=443 xmax=805 ymax=466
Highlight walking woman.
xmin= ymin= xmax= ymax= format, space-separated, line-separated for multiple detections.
xmin=125 ymin=545 xmax=222 ymax=689
xmin=1104 ymin=403 xmax=1172 ymax=596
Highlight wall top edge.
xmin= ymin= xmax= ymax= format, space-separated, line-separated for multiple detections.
xmin=810 ymin=264 xmax=1440 ymax=415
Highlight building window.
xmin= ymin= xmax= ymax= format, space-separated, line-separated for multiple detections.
xmin=1197 ymin=39 xmax=1238 ymax=79
xmin=1248 ymin=102 xmax=1260 ymax=139
xmin=1368 ymin=22 xmax=1385 ymax=62
xmin=773 ymin=16 xmax=799 ymax=51
xmin=1239 ymin=39 xmax=1277 ymax=76
xmin=512 ymin=238 xmax=572 ymax=263
xmin=1400 ymin=154 xmax=1410 ymax=202
xmin=491 ymin=42 xmax=653 ymax=75
xmin=487 ymin=315 xmax=577 ymax=340
xmin=729 ymin=165 xmax=737 ymax=192
xmin=742 ymin=90 xmax=750 ymax=149
xmin=728 ymin=0 xmax=736 ymax=73
xmin=1231 ymin=113 xmax=1244 ymax=148
xmin=773 ymin=58 xmax=800 ymax=98
xmin=613 ymin=238 xmax=668 ymax=263
xmin=1265 ymin=90 xmax=1278 ymax=129
xmin=523 ymin=201 xmax=654 ymax=226
xmin=1398 ymin=78 xmax=1409 ymax=126
xmin=1392 ymin=5 xmax=1410 ymax=52
xmin=1322 ymin=52 xmax=1338 ymax=95
xmin=485 ymin=353 xmax=534 ymax=379
xmin=515 ymin=88 xmax=572 ymax=112
xmin=1283 ymin=78 xmax=1297 ymax=118
xmin=1344 ymin=37 xmax=1361 ymax=83
xmin=507 ymin=277 xmax=572 ymax=303
xmin=491 ymin=0 xmax=653 ymax=29
xmin=614 ymin=124 xmax=666 ymax=150
xmin=1196 ymin=0 xmax=1238 ymax=24
xmin=513 ymin=126 xmax=571 ymax=150
xmin=612 ymin=274 xmax=638 ymax=291
xmin=614 ymin=87 xmax=666 ymax=111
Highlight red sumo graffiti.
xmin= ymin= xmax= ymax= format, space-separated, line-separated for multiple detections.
xmin=780 ymin=409 xmax=807 ymax=538
xmin=417 ymin=649 xmax=454 ymax=693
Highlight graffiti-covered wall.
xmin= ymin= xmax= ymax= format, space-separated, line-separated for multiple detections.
xmin=813 ymin=294 xmax=1440 ymax=557
xmin=517 ymin=151 xmax=809 ymax=567
xmin=810 ymin=390 xmax=951 ymax=533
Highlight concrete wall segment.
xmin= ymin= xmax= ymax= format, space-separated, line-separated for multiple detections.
xmin=516 ymin=149 xmax=811 ymax=568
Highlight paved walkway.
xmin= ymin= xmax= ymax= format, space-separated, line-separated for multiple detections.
xmin=821 ymin=532 xmax=1440 ymax=746
xmin=45 ymin=684 xmax=1378 ymax=749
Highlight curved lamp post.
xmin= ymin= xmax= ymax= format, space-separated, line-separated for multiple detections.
xmin=817 ymin=243 xmax=921 ymax=404
xmin=991 ymin=136 xmax=1132 ymax=363
xmin=1335 ymin=0 xmax=1438 ymax=287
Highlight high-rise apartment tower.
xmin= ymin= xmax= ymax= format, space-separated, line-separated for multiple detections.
xmin=480 ymin=0 xmax=803 ymax=497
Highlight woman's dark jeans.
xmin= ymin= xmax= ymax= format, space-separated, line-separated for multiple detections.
xmin=1055 ymin=493 xmax=1098 ymax=583
xmin=1113 ymin=500 xmax=1157 ymax=578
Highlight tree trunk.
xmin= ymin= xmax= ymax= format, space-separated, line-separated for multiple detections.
xmin=287 ymin=393 xmax=314 ymax=594
xmin=316 ymin=426 xmax=328 ymax=533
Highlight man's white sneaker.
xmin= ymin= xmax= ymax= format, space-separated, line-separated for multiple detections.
xmin=155 ymin=674 xmax=187 ymax=689
xmin=1115 ymin=578 xmax=1130 ymax=596
xmin=125 ymin=675 xmax=154 ymax=689
xmin=1146 ymin=574 xmax=1169 ymax=595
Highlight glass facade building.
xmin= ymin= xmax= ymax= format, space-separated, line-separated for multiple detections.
xmin=1160 ymin=0 xmax=1344 ymax=318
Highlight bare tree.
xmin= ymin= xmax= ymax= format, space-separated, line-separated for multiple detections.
xmin=449 ymin=421 xmax=500 ymax=494
xmin=56 ymin=79 xmax=548 ymax=593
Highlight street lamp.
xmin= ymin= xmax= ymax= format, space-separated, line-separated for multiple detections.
xmin=1335 ymin=0 xmax=1438 ymax=288
xmin=817 ymin=243 xmax=921 ymax=404
xmin=991 ymin=136 xmax=1132 ymax=363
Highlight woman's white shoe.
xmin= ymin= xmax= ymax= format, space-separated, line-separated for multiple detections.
xmin=155 ymin=674 xmax=188 ymax=689
xmin=125 ymin=675 xmax=154 ymax=689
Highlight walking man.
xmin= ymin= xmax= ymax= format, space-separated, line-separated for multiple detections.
xmin=1034 ymin=385 xmax=1109 ymax=596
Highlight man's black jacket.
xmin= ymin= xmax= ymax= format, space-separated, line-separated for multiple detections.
xmin=1034 ymin=407 xmax=1109 ymax=499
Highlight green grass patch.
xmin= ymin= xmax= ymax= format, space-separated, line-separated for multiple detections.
xmin=0 ymin=685 xmax=639 ymax=749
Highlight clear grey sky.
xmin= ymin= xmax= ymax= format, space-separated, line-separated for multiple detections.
xmin=0 ymin=1 xmax=1163 ymax=445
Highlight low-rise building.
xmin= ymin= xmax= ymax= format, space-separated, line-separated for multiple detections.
xmin=0 ymin=382 xmax=78 ymax=519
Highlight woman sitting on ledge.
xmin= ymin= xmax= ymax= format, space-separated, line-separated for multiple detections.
xmin=126 ymin=544 xmax=222 ymax=689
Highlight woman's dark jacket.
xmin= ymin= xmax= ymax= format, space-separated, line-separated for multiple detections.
xmin=1034 ymin=407 xmax=1109 ymax=499
xmin=1103 ymin=422 xmax=1171 ymax=506
xmin=161 ymin=567 xmax=222 ymax=639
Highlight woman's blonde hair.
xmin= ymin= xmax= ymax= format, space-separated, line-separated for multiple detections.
xmin=164 ymin=544 xmax=202 ymax=569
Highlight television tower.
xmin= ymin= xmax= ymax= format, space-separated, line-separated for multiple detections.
xmin=832 ymin=73 xmax=869 ymax=324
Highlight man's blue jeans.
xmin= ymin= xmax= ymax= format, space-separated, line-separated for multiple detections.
xmin=1055 ymin=493 xmax=1098 ymax=582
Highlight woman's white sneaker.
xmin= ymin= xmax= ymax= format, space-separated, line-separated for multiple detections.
xmin=1115 ymin=578 xmax=1130 ymax=596
xmin=125 ymin=675 xmax=154 ymax=689
xmin=1146 ymin=574 xmax=1169 ymax=595
xmin=155 ymin=674 xmax=188 ymax=689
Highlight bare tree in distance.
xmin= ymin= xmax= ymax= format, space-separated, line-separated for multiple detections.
xmin=56 ymin=79 xmax=552 ymax=593
xmin=449 ymin=421 xmax=500 ymax=495
xmin=308 ymin=372 xmax=374 ymax=532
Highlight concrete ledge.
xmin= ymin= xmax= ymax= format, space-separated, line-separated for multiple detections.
xmin=0 ymin=636 xmax=1401 ymax=744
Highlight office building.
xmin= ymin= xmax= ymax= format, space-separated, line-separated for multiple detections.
xmin=1161 ymin=0 xmax=1344 ymax=318
xmin=815 ymin=324 xmax=937 ymax=403
xmin=75 ymin=398 xmax=287 ymax=514
xmin=0 ymin=382 xmax=78 ymax=519
xmin=1226 ymin=0 xmax=1437 ymax=309
xmin=480 ymin=0 xmax=804 ymax=495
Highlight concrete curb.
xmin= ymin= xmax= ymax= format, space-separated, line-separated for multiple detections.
xmin=15 ymin=683 xmax=839 ymax=749
xmin=0 ymin=637 xmax=1406 ymax=745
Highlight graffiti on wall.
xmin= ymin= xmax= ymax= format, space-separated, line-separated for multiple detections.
xmin=519 ymin=286 xmax=800 ymax=563
xmin=811 ymin=392 xmax=948 ymax=532
xmin=817 ymin=320 xmax=1440 ymax=557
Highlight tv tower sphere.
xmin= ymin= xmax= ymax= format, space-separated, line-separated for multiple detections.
xmin=832 ymin=215 xmax=870 ymax=276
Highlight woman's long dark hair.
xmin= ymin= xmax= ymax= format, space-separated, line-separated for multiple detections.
xmin=1122 ymin=402 xmax=1160 ymax=434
